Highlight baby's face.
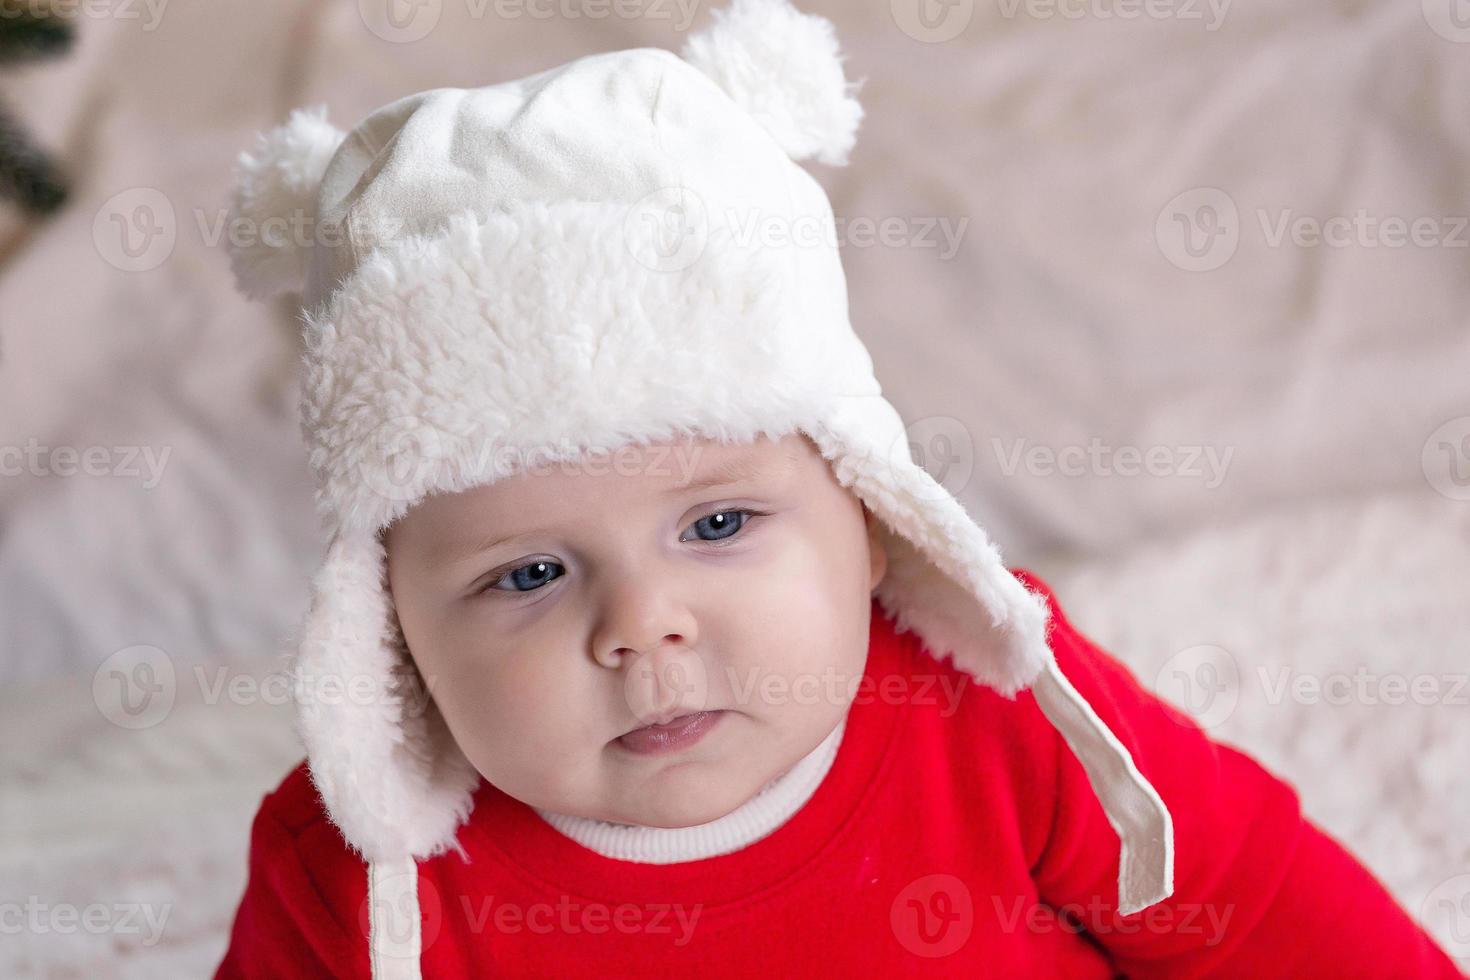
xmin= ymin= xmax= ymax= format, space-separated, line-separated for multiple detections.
xmin=384 ymin=432 xmax=886 ymax=828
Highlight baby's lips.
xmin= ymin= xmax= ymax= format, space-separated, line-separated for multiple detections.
xmin=615 ymin=710 xmax=727 ymax=755
xmin=625 ymin=706 xmax=717 ymax=733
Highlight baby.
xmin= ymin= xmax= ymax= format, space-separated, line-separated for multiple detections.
xmin=213 ymin=0 xmax=1462 ymax=976
xmin=381 ymin=432 xmax=883 ymax=837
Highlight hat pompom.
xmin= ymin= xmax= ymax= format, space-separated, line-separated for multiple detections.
xmin=228 ymin=104 xmax=345 ymax=301
xmin=680 ymin=0 xmax=865 ymax=166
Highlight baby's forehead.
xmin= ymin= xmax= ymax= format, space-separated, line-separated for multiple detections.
xmin=512 ymin=431 xmax=814 ymax=490
xmin=393 ymin=431 xmax=823 ymax=553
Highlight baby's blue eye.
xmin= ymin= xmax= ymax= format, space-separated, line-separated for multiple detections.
xmin=685 ymin=509 xmax=748 ymax=543
xmin=482 ymin=510 xmax=758 ymax=595
xmin=490 ymin=560 xmax=565 ymax=593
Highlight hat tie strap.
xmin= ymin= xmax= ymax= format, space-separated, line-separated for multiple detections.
xmin=367 ymin=857 xmax=422 ymax=979
xmin=1031 ymin=657 xmax=1176 ymax=915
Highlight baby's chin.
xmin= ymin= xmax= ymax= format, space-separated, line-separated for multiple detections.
xmin=599 ymin=763 xmax=766 ymax=829
xmin=583 ymin=714 xmax=846 ymax=828
xmin=541 ymin=748 xmax=778 ymax=830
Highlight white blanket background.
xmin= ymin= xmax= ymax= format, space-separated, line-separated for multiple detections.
xmin=1 ymin=0 xmax=1466 ymax=974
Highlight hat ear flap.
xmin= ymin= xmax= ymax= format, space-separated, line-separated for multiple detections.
xmin=228 ymin=104 xmax=346 ymax=301
xmin=806 ymin=396 xmax=1051 ymax=693
xmin=291 ymin=529 xmax=480 ymax=863
xmin=804 ymin=395 xmax=1174 ymax=915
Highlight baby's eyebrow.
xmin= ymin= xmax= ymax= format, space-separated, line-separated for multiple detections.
xmin=665 ymin=452 xmax=775 ymax=494
xmin=433 ymin=450 xmax=791 ymax=570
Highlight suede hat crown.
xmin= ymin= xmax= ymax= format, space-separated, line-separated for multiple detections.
xmin=227 ymin=0 xmax=1174 ymax=945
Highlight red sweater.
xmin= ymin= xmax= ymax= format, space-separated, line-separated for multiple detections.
xmin=215 ymin=570 xmax=1463 ymax=978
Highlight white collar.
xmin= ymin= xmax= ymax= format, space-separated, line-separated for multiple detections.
xmin=532 ymin=714 xmax=848 ymax=864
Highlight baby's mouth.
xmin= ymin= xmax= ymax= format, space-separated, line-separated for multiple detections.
xmin=614 ymin=710 xmax=727 ymax=756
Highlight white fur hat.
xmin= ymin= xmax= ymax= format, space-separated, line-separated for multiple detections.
xmin=228 ymin=0 xmax=1172 ymax=930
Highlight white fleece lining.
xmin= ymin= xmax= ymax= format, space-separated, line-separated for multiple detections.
xmin=292 ymin=530 xmax=481 ymax=864
xmin=298 ymin=198 xmax=860 ymax=538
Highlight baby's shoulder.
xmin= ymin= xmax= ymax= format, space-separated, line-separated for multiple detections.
xmin=878 ymin=580 xmax=1065 ymax=861
xmin=887 ymin=566 xmax=1067 ymax=743
xmin=256 ymin=758 xmax=335 ymax=838
xmin=884 ymin=568 xmax=1090 ymax=795
xmin=247 ymin=759 xmax=369 ymax=889
xmin=239 ymin=759 xmax=372 ymax=930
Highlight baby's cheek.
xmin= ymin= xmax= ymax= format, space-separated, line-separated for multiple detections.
xmin=458 ymin=651 xmax=600 ymax=773
xmin=723 ymin=620 xmax=862 ymax=722
xmin=773 ymin=580 xmax=864 ymax=675
xmin=464 ymin=650 xmax=551 ymax=736
xmin=740 ymin=518 xmax=870 ymax=688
